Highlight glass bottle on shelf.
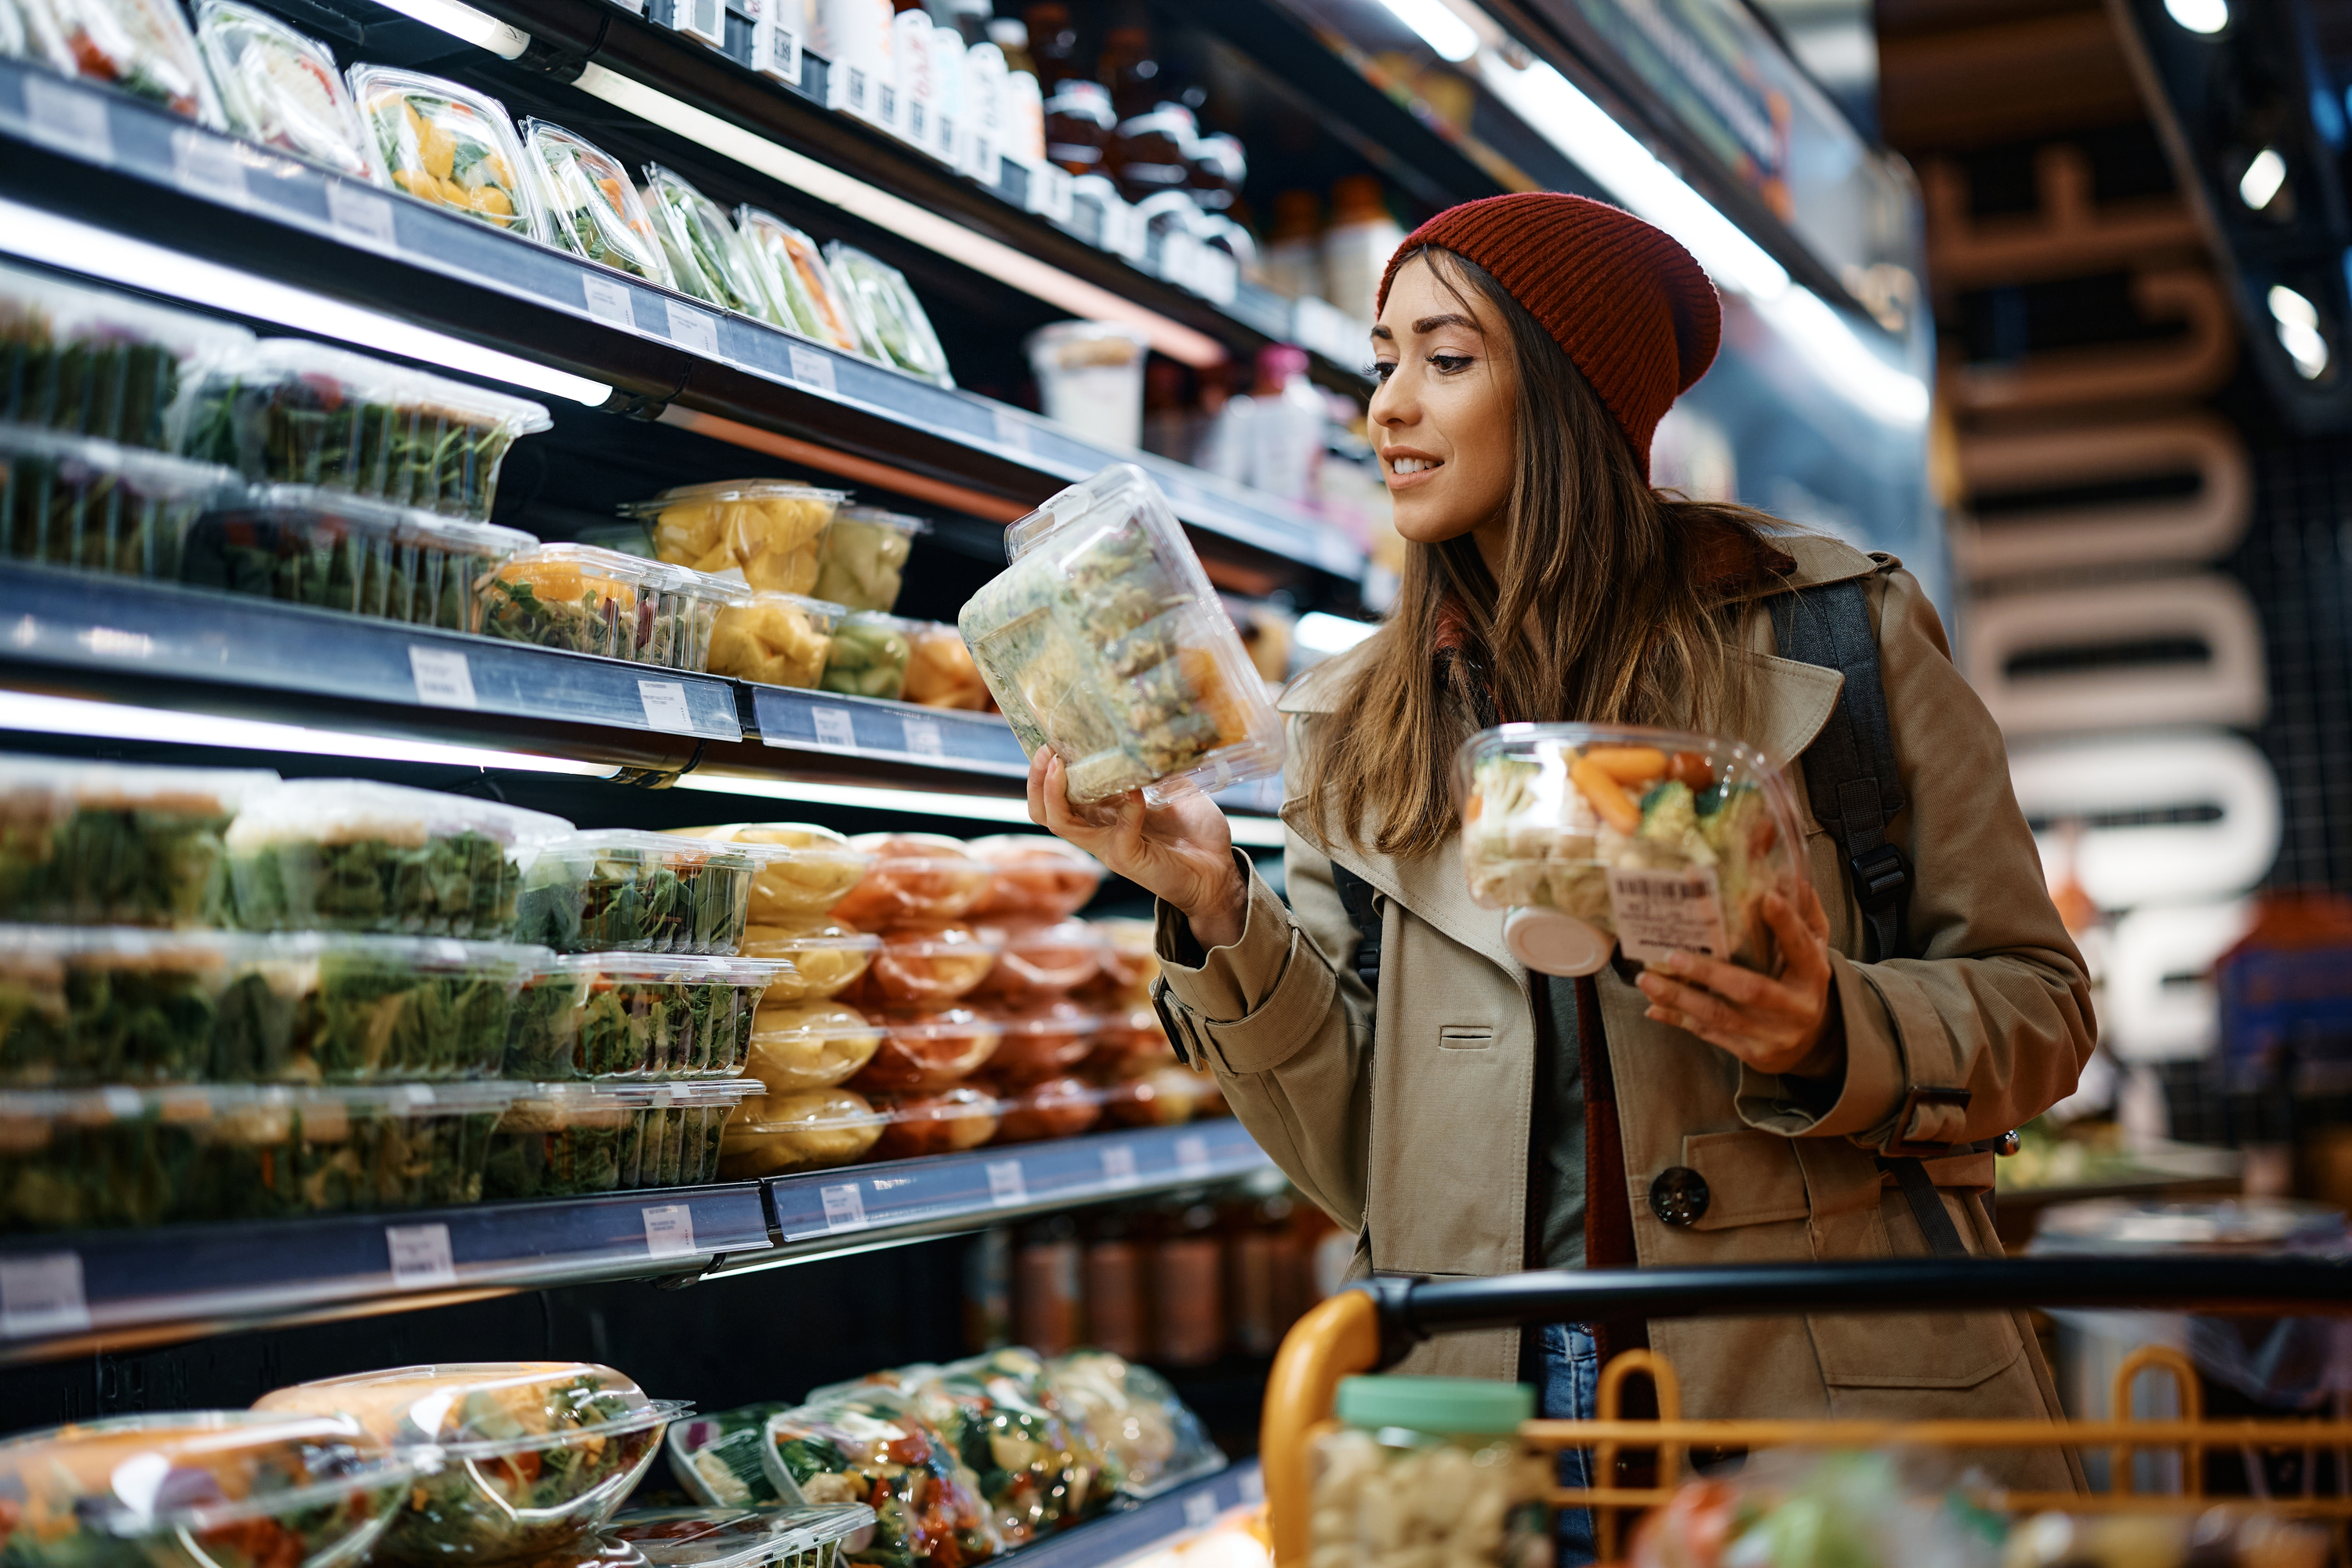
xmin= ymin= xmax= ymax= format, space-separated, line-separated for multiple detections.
xmin=1186 ymin=130 xmax=1244 ymax=213
xmin=1265 ymin=189 xmax=1324 ymax=303
xmin=1041 ymin=78 xmax=1114 ymax=177
xmin=1110 ymin=102 xmax=1194 ymax=205
xmin=1098 ymin=23 xmax=1161 ymax=120
xmin=1081 ymin=1207 xmax=1149 ymax=1359
xmin=1015 ymin=1213 xmax=1081 ymax=1354
xmin=1323 ymin=174 xmax=1404 ymax=320
xmin=1152 ymin=1194 xmax=1225 ymax=1367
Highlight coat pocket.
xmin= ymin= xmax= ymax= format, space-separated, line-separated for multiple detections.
xmin=1678 ymin=1129 xmax=1810 ymax=1231
xmin=1439 ymin=1025 xmax=1495 ymax=1051
xmin=1803 ymin=1192 xmax=2027 ymax=1389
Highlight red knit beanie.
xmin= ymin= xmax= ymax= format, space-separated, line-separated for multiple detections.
xmin=1375 ymin=193 xmax=1720 ymax=480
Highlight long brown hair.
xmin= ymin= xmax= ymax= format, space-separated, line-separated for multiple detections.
xmin=1299 ymin=245 xmax=1791 ymax=860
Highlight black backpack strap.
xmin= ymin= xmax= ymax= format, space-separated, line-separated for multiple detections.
xmin=1328 ymin=862 xmax=1384 ymax=998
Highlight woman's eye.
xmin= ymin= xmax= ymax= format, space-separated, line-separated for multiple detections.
xmin=1429 ymin=353 xmax=1472 ymax=374
xmin=1367 ymin=360 xmax=1397 ymax=383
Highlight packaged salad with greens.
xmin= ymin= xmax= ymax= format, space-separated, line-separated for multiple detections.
xmin=669 ymin=1409 xmax=797 ymax=1508
xmin=0 ymin=1411 xmax=425 ymax=1568
xmin=514 ymin=831 xmax=786 ymax=956
xmin=196 ymin=0 xmax=378 ymax=179
xmin=643 ymin=166 xmax=768 ymax=320
xmin=1 ymin=425 xmax=238 ymax=581
xmin=525 ymin=120 xmax=674 ymax=287
xmin=1043 ymin=1350 xmax=1223 ymax=1497
xmin=820 ymin=244 xmax=953 ymax=387
xmin=626 ymin=479 xmax=843 ymax=598
xmin=227 ymin=779 xmax=572 ymax=938
xmin=351 ymin=65 xmax=545 ymax=240
xmin=606 ymin=1505 xmax=877 ymax=1568
xmin=483 ymin=1078 xmax=754 ymax=1196
xmin=0 ymin=925 xmax=276 ymax=1085
xmin=473 ymin=545 xmax=732 ymax=668
xmin=0 ymin=755 xmax=276 ymax=927
xmin=759 ymin=1388 xmax=1000 ymax=1568
xmin=181 ymin=485 xmax=535 ymax=629
xmin=818 ymin=612 xmax=916 ymax=701
xmin=616 ymin=1076 xmax=755 ymax=1187
xmin=0 ymin=260 xmax=254 ymax=449
xmin=731 ymin=209 xmax=861 ymax=353
xmin=254 ymin=1363 xmax=686 ymax=1566
xmin=250 ymin=934 xmax=546 ymax=1082
xmin=504 ymin=952 xmax=787 ymax=1080
xmin=14 ymin=0 xmax=221 ymax=122
xmin=811 ymin=507 xmax=925 ymax=614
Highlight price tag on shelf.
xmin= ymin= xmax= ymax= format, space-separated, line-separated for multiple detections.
xmin=385 ymin=1223 xmax=457 ymax=1289
xmin=990 ymin=408 xmax=1033 ymax=455
xmin=1174 ymin=1133 xmax=1211 ymax=1176
xmin=787 ymin=344 xmax=837 ymax=396
xmin=325 ymin=182 xmax=397 ymax=253
xmin=582 ymin=273 xmax=637 ymax=331
xmin=642 ymin=1204 xmax=699 ymax=1258
xmin=1187 ymin=245 xmax=1238 ymax=307
xmin=171 ymin=129 xmax=249 ymax=209
xmin=985 ymin=1159 xmax=1027 ymax=1207
xmin=1184 ymin=1491 xmax=1220 ymax=1530
xmin=665 ymin=300 xmax=720 ymax=359
xmin=1100 ymin=1143 xmax=1140 ymax=1189
xmin=0 ymin=1251 xmax=89 ymax=1338
xmin=809 ymin=705 xmax=856 ymax=750
xmin=819 ymin=1182 xmax=869 ymax=1232
xmin=1240 ymin=1468 xmax=1265 ymax=1504
xmin=637 ymin=680 xmax=696 ymax=735
xmin=24 ymin=76 xmax=112 ymax=164
xmin=901 ymin=717 xmax=945 ymax=759
xmin=408 ymin=646 xmax=477 ymax=710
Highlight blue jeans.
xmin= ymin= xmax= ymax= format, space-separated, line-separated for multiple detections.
xmin=1540 ymin=1323 xmax=1600 ymax=1567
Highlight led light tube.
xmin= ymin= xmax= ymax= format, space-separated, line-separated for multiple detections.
xmin=677 ymin=770 xmax=1290 ymax=845
xmin=1376 ymin=0 xmax=1479 ymax=63
xmin=373 ymin=0 xmax=531 ymax=57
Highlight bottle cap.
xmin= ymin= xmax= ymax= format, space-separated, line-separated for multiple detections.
xmin=1336 ymin=1375 xmax=1534 ymax=1436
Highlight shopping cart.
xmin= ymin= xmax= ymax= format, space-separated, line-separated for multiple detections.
xmin=1260 ymin=1257 xmax=2352 ymax=1565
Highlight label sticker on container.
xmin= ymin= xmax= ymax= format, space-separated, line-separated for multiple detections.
xmin=990 ymin=408 xmax=1033 ymax=454
xmin=100 ymin=1087 xmax=142 ymax=1117
xmin=902 ymin=717 xmax=945 ymax=758
xmin=583 ymin=273 xmax=637 ymax=331
xmin=385 ymin=1222 xmax=457 ymax=1288
xmin=665 ymin=299 xmax=720 ymax=358
xmin=643 ymin=1203 xmax=698 ymax=1258
xmin=172 ymin=129 xmax=249 ymax=208
xmin=1605 ymin=865 xmax=1730 ymax=967
xmin=810 ymin=705 xmax=857 ymax=750
xmin=0 ymin=1251 xmax=89 ymax=1339
xmin=638 ymin=680 xmax=696 ymax=734
xmin=325 ymin=182 xmax=397 ymax=252
xmin=1174 ymin=1132 xmax=1210 ymax=1176
xmin=819 ymin=1181 xmax=869 ymax=1232
xmin=985 ymin=1159 xmax=1027 ymax=1207
xmin=787 ymin=344 xmax=837 ymax=396
xmin=24 ymin=77 xmax=113 ymax=164
xmin=409 ymin=646 xmax=478 ymax=709
xmin=1100 ymin=1143 xmax=1140 ymax=1189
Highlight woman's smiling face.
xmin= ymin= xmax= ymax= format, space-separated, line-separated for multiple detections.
xmin=1368 ymin=252 xmax=1519 ymax=559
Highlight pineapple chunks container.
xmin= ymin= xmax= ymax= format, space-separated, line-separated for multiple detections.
xmin=957 ymin=463 xmax=1282 ymax=805
xmin=1456 ymin=722 xmax=1804 ymax=979
xmin=630 ymin=480 xmax=844 ymax=597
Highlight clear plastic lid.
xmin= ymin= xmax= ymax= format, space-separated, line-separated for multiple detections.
xmin=524 ymin=119 xmax=676 ymax=288
xmin=196 ymin=0 xmax=378 ymax=180
xmin=967 ymin=837 xmax=1105 ymax=920
xmin=978 ymin=999 xmax=1101 ymax=1083
xmin=705 ymin=590 xmax=842 ymax=690
xmin=0 ymin=921 xmax=274 ymax=975
xmin=745 ymin=998 xmax=882 ymax=1094
xmin=1044 ymin=1350 xmax=1223 ymax=1498
xmin=0 ymin=260 xmax=255 ymax=448
xmin=972 ymin=916 xmax=1106 ymax=999
xmin=684 ymin=824 xmax=873 ymax=920
xmin=851 ymin=1004 xmax=1002 ymax=1091
xmin=517 ymin=831 xmax=792 ymax=956
xmin=229 ymin=484 xmax=539 ymax=556
xmin=265 ymin=931 xmax=551 ymax=975
xmin=1088 ymin=916 xmax=1159 ymax=998
xmin=738 ymin=919 xmax=879 ymax=1001
xmin=475 ymin=544 xmax=713 ymax=665
xmin=1454 ymin=722 xmax=1806 ymax=978
xmin=818 ymin=611 xmax=917 ymax=702
xmin=503 ymin=1077 xmax=758 ymax=1114
xmin=226 ymin=778 xmax=574 ymax=850
xmin=733 ymin=209 xmax=863 ymax=354
xmin=0 ymin=753 xmax=278 ymax=815
xmin=822 ymin=243 xmax=954 ymax=388
xmin=960 ymin=463 xmax=1285 ymax=806
xmin=627 ymin=478 xmax=844 ymax=597
xmin=902 ymin=622 xmax=992 ymax=712
xmin=189 ymin=338 xmax=554 ymax=437
xmin=0 ymin=422 xmax=240 ymax=501
xmin=830 ymin=835 xmax=993 ymax=927
xmin=717 ymin=1086 xmax=883 ymax=1175
xmin=546 ymin=951 xmax=792 ymax=987
xmin=0 ymin=1076 xmax=525 ymax=1121
xmin=857 ymin=922 xmax=1001 ymax=1008
xmin=641 ymin=165 xmax=769 ymax=320
xmin=811 ymin=507 xmax=926 ymax=614
xmin=16 ymin=0 xmax=220 ymax=123
xmin=350 ymin=65 xmax=547 ymax=240
xmin=254 ymin=1363 xmax=687 ymax=1454
xmin=606 ymin=1506 xmax=880 ymax=1568
xmin=984 ymin=1073 xmax=1102 ymax=1145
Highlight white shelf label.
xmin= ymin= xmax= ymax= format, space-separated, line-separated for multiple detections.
xmin=582 ymin=273 xmax=637 ymax=330
xmin=24 ymin=76 xmax=111 ymax=164
xmin=1240 ymin=1467 xmax=1265 ymax=1504
xmin=985 ymin=1159 xmax=1028 ymax=1207
xmin=679 ymin=0 xmax=723 ymax=43
xmin=408 ymin=646 xmax=477 ymax=709
xmin=991 ymin=408 xmax=1033 ymax=454
xmin=385 ymin=1222 xmax=457 ymax=1288
xmin=665 ymin=299 xmax=720 ymax=358
xmin=1188 ymin=245 xmax=1238 ymax=307
xmin=1184 ymin=1490 xmax=1220 ymax=1529
xmin=171 ymin=129 xmax=249 ymax=208
xmin=638 ymin=679 xmax=696 ymax=734
xmin=1175 ymin=1133 xmax=1211 ymax=1176
xmin=820 ymin=1181 xmax=869 ymax=1232
xmin=810 ymin=705 xmax=856 ymax=750
xmin=0 ymin=1251 xmax=89 ymax=1339
xmin=643 ymin=1203 xmax=699 ymax=1258
xmin=101 ymin=1087 xmax=142 ymax=1116
xmin=787 ymin=344 xmax=837 ymax=395
xmin=753 ymin=3 xmax=802 ymax=82
xmin=1605 ymin=864 xmax=1729 ymax=966
xmin=325 ymin=182 xmax=397 ymax=252
xmin=1100 ymin=1143 xmax=1140 ymax=1189
xmin=902 ymin=716 xmax=945 ymax=758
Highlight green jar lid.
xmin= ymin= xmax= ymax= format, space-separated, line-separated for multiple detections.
xmin=1335 ymin=1375 xmax=1534 ymax=1436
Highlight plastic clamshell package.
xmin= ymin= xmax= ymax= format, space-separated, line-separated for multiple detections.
xmin=1043 ymin=1349 xmax=1225 ymax=1498
xmin=975 ymin=1000 xmax=1097 ymax=1084
xmin=737 ymin=920 xmax=878 ymax=1003
xmin=684 ymin=824 xmax=873 ymax=923
xmin=1454 ymin=721 xmax=1806 ymax=978
xmin=0 ymin=1079 xmax=523 ymax=1229
xmin=820 ymin=243 xmax=954 ymax=387
xmin=643 ymin=166 xmax=771 ymax=320
xmin=972 ymin=920 xmax=1105 ymax=1001
xmin=732 ymin=209 xmax=862 ymax=354
xmin=13 ymin=0 xmax=221 ymax=122
xmin=474 ymin=546 xmax=731 ymax=669
xmin=818 ymin=611 xmax=916 ymax=701
xmin=850 ymin=1005 xmax=1000 ymax=1093
xmin=255 ymin=934 xmax=546 ymax=1081
xmin=1088 ymin=916 xmax=1158 ymax=1000
xmin=173 ymin=337 xmax=553 ymax=522
xmin=855 ymin=923 xmax=1000 ymax=1008
xmin=608 ymin=1504 xmax=878 ymax=1568
xmin=504 ymin=952 xmax=789 ymax=1080
xmin=0 ymin=755 xmax=278 ymax=927
xmin=0 ymin=260 xmax=256 ymax=448
xmin=864 ymin=1348 xmax=1103 ymax=1544
xmin=0 ymin=423 xmax=239 ymax=580
xmin=811 ymin=506 xmax=927 ymax=614
xmin=254 ymin=1363 xmax=688 ymax=1566
xmin=227 ymin=779 xmax=573 ymax=938
xmin=958 ymin=463 xmax=1284 ymax=805
xmin=829 ymin=834 xmax=993 ymax=927
xmin=706 ymin=589 xmax=840 ymax=689
xmin=483 ymin=1076 xmax=758 ymax=1196
xmin=0 ymin=925 xmax=273 ymax=1084
xmin=515 ymin=831 xmax=793 ymax=956
xmin=982 ymin=1073 xmax=1099 ymax=1145
xmin=523 ymin=120 xmax=676 ymax=286
xmin=197 ymin=0 xmax=379 ymax=179
xmin=758 ymin=1388 xmax=1000 ymax=1568
xmin=902 ymin=623 xmax=991 ymax=711
xmin=742 ymin=999 xmax=881 ymax=1094
xmin=627 ymin=478 xmax=844 ymax=598
xmin=863 ymin=1084 xmax=1000 ymax=1156
xmin=716 ymin=1087 xmax=882 ymax=1177
xmin=350 ymin=65 xmax=547 ymax=241
xmin=0 ymin=1410 xmax=427 ymax=1568
xmin=666 ymin=1410 xmax=796 ymax=1508
xmin=966 ymin=836 xmax=1104 ymax=920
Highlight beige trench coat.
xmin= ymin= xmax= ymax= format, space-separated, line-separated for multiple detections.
xmin=1152 ymin=538 xmax=2094 ymax=1483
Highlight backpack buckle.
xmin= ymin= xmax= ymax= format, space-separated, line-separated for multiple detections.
xmin=1849 ymin=842 xmax=1910 ymax=913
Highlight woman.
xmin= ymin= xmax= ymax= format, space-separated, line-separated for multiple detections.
xmin=1027 ymin=194 xmax=2093 ymax=1508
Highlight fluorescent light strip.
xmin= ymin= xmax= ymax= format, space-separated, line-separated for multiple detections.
xmin=1377 ymin=0 xmax=1479 ymax=63
xmin=0 ymin=200 xmax=612 ymax=407
xmin=573 ymin=65 xmax=1229 ymax=369
xmin=675 ymin=770 xmax=1290 ymax=846
xmin=1751 ymin=285 xmax=1932 ymax=426
xmin=375 ymin=0 xmax=530 ymax=57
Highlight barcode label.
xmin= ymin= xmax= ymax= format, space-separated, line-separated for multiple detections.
xmin=0 ymin=1252 xmax=89 ymax=1339
xmin=1100 ymin=1143 xmax=1140 ymax=1188
xmin=638 ymin=680 xmax=696 ymax=734
xmin=1605 ymin=865 xmax=1730 ymax=966
xmin=643 ymin=1204 xmax=698 ymax=1258
xmin=24 ymin=77 xmax=111 ymax=163
xmin=1175 ymin=1133 xmax=1211 ymax=1175
xmin=385 ymin=1223 xmax=457 ymax=1288
xmin=665 ymin=299 xmax=720 ymax=358
xmin=582 ymin=273 xmax=636 ymax=329
xmin=326 ymin=182 xmax=397 ymax=252
xmin=902 ymin=717 xmax=944 ymax=758
xmin=171 ymin=129 xmax=248 ymax=207
xmin=985 ymin=1159 xmax=1027 ymax=1207
xmin=810 ymin=705 xmax=856 ymax=750
xmin=787 ymin=344 xmax=837 ymax=394
xmin=408 ymin=646 xmax=477 ymax=709
xmin=820 ymin=1182 xmax=869 ymax=1232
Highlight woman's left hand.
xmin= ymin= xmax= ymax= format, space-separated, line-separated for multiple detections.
xmin=1635 ymin=881 xmax=1838 ymax=1077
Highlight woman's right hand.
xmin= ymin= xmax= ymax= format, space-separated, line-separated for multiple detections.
xmin=1025 ymin=749 xmax=1250 ymax=950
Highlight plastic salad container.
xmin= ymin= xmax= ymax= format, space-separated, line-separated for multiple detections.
xmin=975 ymin=1000 xmax=1097 ymax=1083
xmin=958 ymin=463 xmax=1283 ymax=805
xmin=759 ymin=1390 xmax=1000 ymax=1568
xmin=850 ymin=1006 xmax=1000 ymax=1093
xmin=0 ymin=1080 xmax=521 ymax=1228
xmin=351 ymin=66 xmax=546 ymax=240
xmin=684 ymin=824 xmax=873 ymax=923
xmin=732 ymin=209 xmax=862 ymax=354
xmin=504 ymin=953 xmax=788 ymax=1080
xmin=608 ymin=1504 xmax=878 ymax=1568
xmin=256 ymin=935 xmax=546 ymax=1081
xmin=474 ymin=546 xmax=731 ymax=668
xmin=226 ymin=779 xmax=573 ymax=938
xmin=867 ymin=1349 xmax=1102 ymax=1544
xmin=644 ymin=166 xmax=768 ymax=319
xmin=717 ymin=1087 xmax=881 ymax=1177
xmin=1044 ymin=1350 xmax=1224 ymax=1497
xmin=738 ymin=919 xmax=878 ymax=1002
xmin=1309 ymin=1376 xmax=1547 ymax=1568
xmin=1 ymin=425 xmax=238 ymax=579
xmin=821 ymin=243 xmax=954 ymax=387
xmin=0 ymin=1411 xmax=423 ymax=1568
xmin=811 ymin=506 xmax=927 ymax=613
xmin=515 ymin=831 xmax=787 ymax=955
xmin=902 ymin=623 xmax=991 ymax=711
xmin=818 ymin=611 xmax=916 ymax=701
xmin=983 ymin=1074 xmax=1099 ymax=1145
xmin=0 ymin=755 xmax=277 ymax=927
xmin=668 ymin=1407 xmax=796 ymax=1506
xmin=0 ymin=260 xmax=255 ymax=448
xmin=483 ymin=1076 xmax=756 ymax=1196
xmin=967 ymin=837 xmax=1104 ymax=920
xmin=525 ymin=121 xmax=675 ymax=286
xmin=253 ymin=1363 xmax=687 ymax=1566
xmin=0 ymin=926 xmax=275 ymax=1084
xmin=173 ymin=338 xmax=553 ymax=522
xmin=628 ymin=479 xmax=844 ymax=597
xmin=743 ymin=999 xmax=880 ymax=1094
xmin=183 ymin=485 xmax=535 ymax=628
xmin=1456 ymin=722 xmax=1806 ymax=978
xmin=864 ymin=1087 xmax=1000 ymax=1160
xmin=196 ymin=0 xmax=379 ymax=180
xmin=706 ymin=590 xmax=839 ymax=688
xmin=831 ymin=835 xmax=993 ymax=927
xmin=14 ymin=0 xmax=220 ymax=122
xmin=855 ymin=922 xmax=1000 ymax=1008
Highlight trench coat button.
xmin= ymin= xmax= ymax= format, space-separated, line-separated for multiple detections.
xmin=1650 ymin=1166 xmax=1710 ymax=1226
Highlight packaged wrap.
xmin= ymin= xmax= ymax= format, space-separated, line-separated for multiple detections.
xmin=628 ymin=478 xmax=843 ymax=597
xmin=606 ymin=1505 xmax=879 ymax=1568
xmin=514 ymin=831 xmax=793 ymax=956
xmin=902 ymin=624 xmax=991 ymax=712
xmin=1044 ymin=1349 xmax=1225 ymax=1496
xmin=526 ymin=121 xmax=677 ymax=286
xmin=759 ymin=1389 xmax=999 ymax=1568
xmin=853 ymin=922 xmax=1000 ymax=1008
xmin=668 ymin=1406 xmax=796 ymax=1506
xmin=197 ymin=0 xmax=377 ymax=178
xmin=959 ymin=463 xmax=1283 ymax=804
xmin=738 ymin=919 xmax=878 ymax=1003
xmin=474 ymin=546 xmax=732 ymax=668
xmin=0 ymin=258 xmax=253 ymax=448
xmin=811 ymin=506 xmax=926 ymax=613
xmin=716 ymin=1086 xmax=880 ymax=1176
xmin=818 ymin=611 xmax=916 ymax=701
xmin=850 ymin=1006 xmax=1000 ymax=1092
xmin=483 ymin=1076 xmax=756 ymax=1195
xmin=0 ymin=755 xmax=276 ymax=928
xmin=967 ymin=836 xmax=1103 ymax=921
xmin=706 ymin=590 xmax=839 ymax=689
xmin=830 ymin=835 xmax=991 ymax=927
xmin=1 ymin=425 xmax=237 ymax=580
xmin=644 ymin=166 xmax=768 ymax=319
xmin=183 ymin=485 xmax=535 ymax=630
xmin=733 ymin=209 xmax=862 ymax=353
xmin=684 ymin=823 xmax=873 ymax=923
xmin=744 ymin=998 xmax=881 ymax=1093
xmin=821 ymin=243 xmax=953 ymax=387
xmin=505 ymin=952 xmax=788 ymax=1080
xmin=15 ymin=0 xmax=219 ymax=121
xmin=352 ymin=65 xmax=544 ymax=238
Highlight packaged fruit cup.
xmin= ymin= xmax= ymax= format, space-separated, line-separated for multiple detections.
xmin=958 ymin=463 xmax=1283 ymax=805
xmin=350 ymin=66 xmax=546 ymax=240
xmin=0 ymin=424 xmax=238 ymax=580
xmin=485 ymin=1076 xmax=755 ymax=1194
xmin=902 ymin=622 xmax=991 ymax=710
xmin=759 ymin=1390 xmax=1000 ymax=1568
xmin=1044 ymin=1349 xmax=1225 ymax=1498
xmin=254 ymin=1363 xmax=688 ymax=1566
xmin=0 ymin=925 xmax=277 ymax=1085
xmin=197 ymin=0 xmax=379 ymax=180
xmin=474 ymin=545 xmax=730 ymax=668
xmin=514 ymin=831 xmax=790 ymax=956
xmin=744 ymin=998 xmax=881 ymax=1093
xmin=811 ymin=505 xmax=927 ymax=613
xmin=14 ymin=0 xmax=221 ymax=122
xmin=666 ymin=1406 xmax=797 ymax=1507
xmin=1088 ymin=916 xmax=1159 ymax=1001
xmin=831 ymin=833 xmax=992 ymax=927
xmin=627 ymin=478 xmax=844 ymax=597
xmin=1308 ymin=1377 xmax=1548 ymax=1568
xmin=258 ymin=934 xmax=547 ymax=1081
xmin=0 ymin=754 xmax=277 ymax=927
xmin=732 ymin=208 xmax=862 ymax=354
xmin=0 ymin=1079 xmax=522 ymax=1228
xmin=984 ymin=1073 xmax=1101 ymax=1145
xmin=1455 ymin=722 xmax=1806 ymax=978
xmin=855 ymin=922 xmax=1000 ymax=1008
xmin=706 ymin=588 xmax=839 ymax=688
xmin=0 ymin=259 xmax=255 ymax=448
xmin=972 ymin=917 xmax=1105 ymax=1000
xmin=717 ymin=1086 xmax=882 ymax=1176
xmin=606 ymin=1505 xmax=881 ymax=1568
xmin=226 ymin=778 xmax=572 ymax=938
xmin=738 ymin=918 xmax=879 ymax=1003
xmin=684 ymin=823 xmax=873 ymax=922
xmin=976 ymin=1000 xmax=1098 ymax=1084
xmin=643 ymin=166 xmax=769 ymax=320
xmin=504 ymin=953 xmax=789 ymax=1080
xmin=0 ymin=1411 xmax=426 ymax=1568
xmin=967 ymin=836 xmax=1105 ymax=920
xmin=524 ymin=120 xmax=675 ymax=287
xmin=818 ymin=610 xmax=916 ymax=700
xmin=172 ymin=338 xmax=553 ymax=522
xmin=822 ymin=243 xmax=955 ymax=388
xmin=850 ymin=1005 xmax=1001 ymax=1093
